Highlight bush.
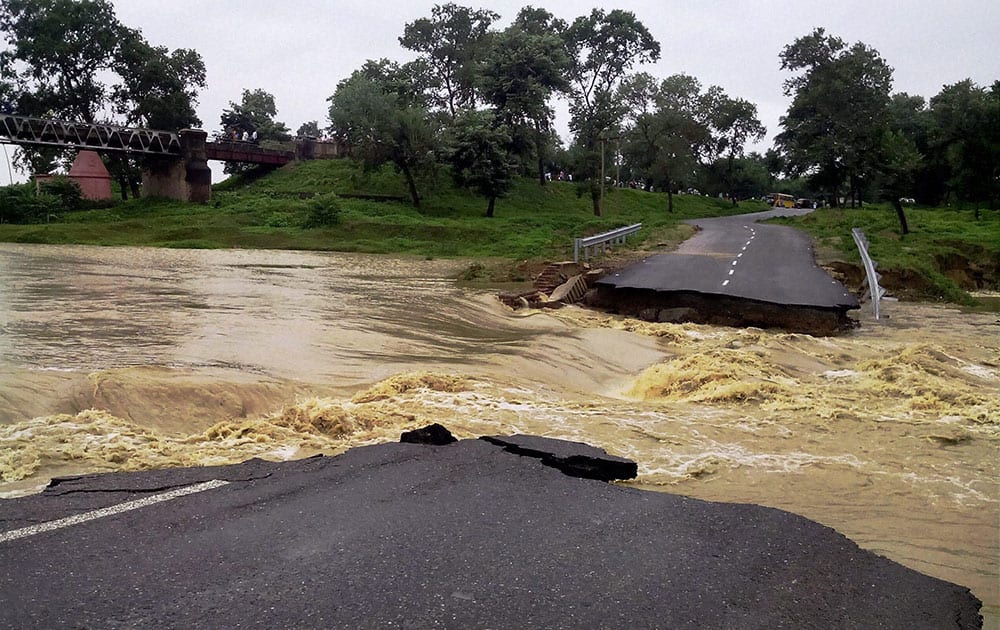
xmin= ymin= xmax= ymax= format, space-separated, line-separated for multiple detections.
xmin=39 ymin=176 xmax=84 ymax=210
xmin=303 ymin=193 xmax=342 ymax=228
xmin=0 ymin=184 xmax=62 ymax=223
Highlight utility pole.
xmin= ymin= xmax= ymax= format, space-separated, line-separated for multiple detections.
xmin=600 ymin=135 xmax=605 ymax=213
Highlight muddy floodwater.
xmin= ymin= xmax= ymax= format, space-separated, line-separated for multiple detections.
xmin=1 ymin=243 xmax=997 ymax=621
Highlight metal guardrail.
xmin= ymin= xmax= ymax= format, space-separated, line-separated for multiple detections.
xmin=574 ymin=223 xmax=642 ymax=262
xmin=851 ymin=228 xmax=887 ymax=319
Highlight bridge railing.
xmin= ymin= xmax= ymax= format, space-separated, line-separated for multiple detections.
xmin=0 ymin=114 xmax=181 ymax=155
xmin=574 ymin=223 xmax=642 ymax=262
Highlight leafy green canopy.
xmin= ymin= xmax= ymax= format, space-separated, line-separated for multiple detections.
xmin=327 ymin=60 xmax=439 ymax=207
xmin=561 ymin=8 xmax=660 ymax=215
xmin=776 ymin=28 xmax=893 ymax=206
xmin=0 ymin=0 xmax=206 ymax=194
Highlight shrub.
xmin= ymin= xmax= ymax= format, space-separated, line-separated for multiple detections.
xmin=303 ymin=193 xmax=342 ymax=228
xmin=39 ymin=176 xmax=84 ymax=210
xmin=0 ymin=184 xmax=62 ymax=223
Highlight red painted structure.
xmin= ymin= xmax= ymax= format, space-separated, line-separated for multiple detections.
xmin=35 ymin=150 xmax=112 ymax=200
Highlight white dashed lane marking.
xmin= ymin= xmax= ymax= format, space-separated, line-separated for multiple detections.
xmin=724 ymin=225 xmax=756 ymax=287
xmin=0 ymin=480 xmax=230 ymax=544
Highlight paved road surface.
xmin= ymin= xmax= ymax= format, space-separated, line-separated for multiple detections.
xmin=600 ymin=208 xmax=859 ymax=310
xmin=0 ymin=436 xmax=981 ymax=628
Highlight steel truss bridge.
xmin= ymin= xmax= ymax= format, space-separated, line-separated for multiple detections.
xmin=1 ymin=114 xmax=182 ymax=155
xmin=0 ymin=114 xmax=293 ymax=165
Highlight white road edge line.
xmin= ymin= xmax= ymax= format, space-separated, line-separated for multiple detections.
xmin=0 ymin=480 xmax=230 ymax=544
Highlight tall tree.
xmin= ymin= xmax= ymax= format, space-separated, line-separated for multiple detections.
xmin=886 ymin=92 xmax=944 ymax=204
xmin=399 ymin=3 xmax=498 ymax=120
xmin=619 ymin=74 xmax=715 ymax=212
xmin=479 ymin=7 xmax=569 ymax=186
xmin=447 ymin=110 xmax=515 ymax=217
xmin=776 ymin=28 xmax=893 ymax=207
xmin=327 ymin=59 xmax=438 ymax=207
xmin=929 ymin=79 xmax=999 ymax=214
xmin=109 ymin=36 xmax=205 ymax=198
xmin=0 ymin=0 xmax=206 ymax=196
xmin=710 ymin=96 xmax=766 ymax=205
xmin=220 ymin=89 xmax=290 ymax=142
xmin=875 ymin=129 xmax=921 ymax=234
xmin=112 ymin=36 xmax=205 ymax=131
xmin=0 ymin=0 xmax=123 ymax=123
xmin=219 ymin=88 xmax=291 ymax=175
xmin=563 ymin=8 xmax=660 ymax=215
xmin=296 ymin=121 xmax=321 ymax=138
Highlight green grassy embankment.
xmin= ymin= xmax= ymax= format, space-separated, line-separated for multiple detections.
xmin=768 ymin=205 xmax=1000 ymax=304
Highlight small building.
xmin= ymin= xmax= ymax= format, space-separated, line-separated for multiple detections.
xmin=35 ymin=150 xmax=112 ymax=200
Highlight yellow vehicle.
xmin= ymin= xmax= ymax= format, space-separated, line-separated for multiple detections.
xmin=767 ymin=193 xmax=796 ymax=208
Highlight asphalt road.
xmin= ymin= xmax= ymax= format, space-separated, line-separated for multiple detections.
xmin=0 ymin=436 xmax=981 ymax=628
xmin=599 ymin=208 xmax=860 ymax=310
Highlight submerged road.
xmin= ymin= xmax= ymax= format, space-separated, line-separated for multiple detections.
xmin=0 ymin=434 xmax=982 ymax=628
xmin=600 ymin=207 xmax=859 ymax=310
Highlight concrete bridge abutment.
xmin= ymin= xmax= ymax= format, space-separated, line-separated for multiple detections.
xmin=141 ymin=129 xmax=212 ymax=202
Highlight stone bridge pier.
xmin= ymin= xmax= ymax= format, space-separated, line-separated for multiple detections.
xmin=141 ymin=129 xmax=212 ymax=203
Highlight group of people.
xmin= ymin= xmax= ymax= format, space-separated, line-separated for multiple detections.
xmin=544 ymin=171 xmax=574 ymax=182
xmin=220 ymin=127 xmax=258 ymax=144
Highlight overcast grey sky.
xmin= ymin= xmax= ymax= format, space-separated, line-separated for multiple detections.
xmin=3 ymin=1 xmax=998 ymax=184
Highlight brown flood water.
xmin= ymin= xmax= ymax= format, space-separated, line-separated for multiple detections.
xmin=1 ymin=243 xmax=997 ymax=621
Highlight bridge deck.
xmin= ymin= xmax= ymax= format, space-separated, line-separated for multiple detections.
xmin=205 ymin=141 xmax=293 ymax=165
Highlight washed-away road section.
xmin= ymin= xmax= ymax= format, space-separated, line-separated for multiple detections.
xmin=594 ymin=208 xmax=861 ymax=333
xmin=0 ymin=432 xmax=982 ymax=629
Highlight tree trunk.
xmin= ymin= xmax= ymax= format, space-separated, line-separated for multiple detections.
xmin=398 ymin=160 xmax=420 ymax=208
xmin=667 ymin=189 xmax=674 ymax=213
xmin=117 ymin=173 xmax=129 ymax=200
xmin=485 ymin=196 xmax=495 ymax=218
xmin=537 ymin=155 xmax=546 ymax=187
xmin=892 ymin=198 xmax=910 ymax=235
xmin=591 ymin=187 xmax=601 ymax=216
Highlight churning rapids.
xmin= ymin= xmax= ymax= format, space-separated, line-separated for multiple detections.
xmin=1 ymin=243 xmax=997 ymax=618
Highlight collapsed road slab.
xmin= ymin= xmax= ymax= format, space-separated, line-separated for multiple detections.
xmin=0 ymin=433 xmax=982 ymax=628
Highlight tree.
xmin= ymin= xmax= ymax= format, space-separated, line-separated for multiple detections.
xmin=296 ymin=121 xmax=321 ymax=138
xmin=399 ymin=3 xmax=499 ymax=119
xmin=776 ymin=28 xmax=893 ymax=207
xmin=479 ymin=7 xmax=569 ymax=186
xmin=220 ymin=88 xmax=290 ymax=142
xmin=562 ymin=8 xmax=660 ymax=215
xmin=327 ymin=60 xmax=438 ymax=207
xmin=929 ymin=79 xmax=1000 ymax=215
xmin=0 ymin=0 xmax=206 ymax=197
xmin=0 ymin=0 xmax=123 ymax=123
xmin=886 ymin=92 xmax=944 ymax=204
xmin=447 ymin=110 xmax=516 ymax=217
xmin=710 ymin=96 xmax=766 ymax=205
xmin=619 ymin=74 xmax=715 ymax=212
xmin=874 ymin=130 xmax=923 ymax=233
xmin=219 ymin=89 xmax=291 ymax=175
xmin=109 ymin=36 xmax=205 ymax=198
